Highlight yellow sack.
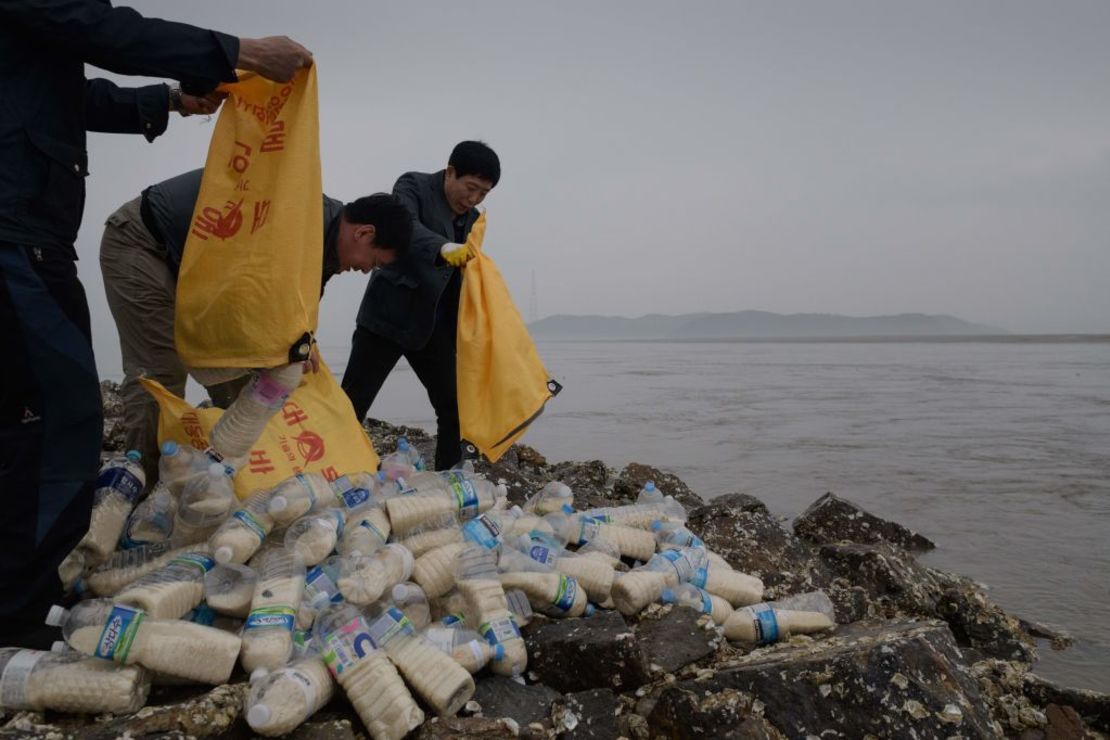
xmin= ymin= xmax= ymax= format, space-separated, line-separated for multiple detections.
xmin=457 ymin=214 xmax=561 ymax=462
xmin=175 ymin=67 xmax=323 ymax=368
xmin=140 ymin=361 xmax=378 ymax=500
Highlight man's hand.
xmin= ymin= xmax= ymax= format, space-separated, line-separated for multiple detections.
xmin=179 ymin=90 xmax=226 ymax=116
xmin=440 ymin=241 xmax=476 ymax=267
xmin=237 ymin=36 xmax=313 ymax=83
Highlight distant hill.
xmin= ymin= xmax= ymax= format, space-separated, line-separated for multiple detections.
xmin=528 ymin=311 xmax=1006 ymax=340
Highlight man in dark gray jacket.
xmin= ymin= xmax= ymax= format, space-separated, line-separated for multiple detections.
xmin=100 ymin=169 xmax=413 ymax=486
xmin=0 ymin=0 xmax=310 ymax=647
xmin=342 ymin=141 xmax=500 ymax=470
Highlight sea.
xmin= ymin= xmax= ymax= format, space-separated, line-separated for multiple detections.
xmin=322 ymin=335 xmax=1110 ymax=691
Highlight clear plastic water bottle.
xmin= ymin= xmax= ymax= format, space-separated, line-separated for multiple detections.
xmin=724 ymin=590 xmax=836 ymax=645
xmin=652 ymin=520 xmax=704 ymax=550
xmin=523 ymin=481 xmax=573 ymax=515
xmin=84 ymin=451 xmax=146 ymax=559
xmin=121 ymin=482 xmax=177 ymax=549
xmin=637 ymin=480 xmax=663 ymax=505
xmin=172 ymin=463 xmax=235 ymax=546
xmin=397 ymin=437 xmax=426 ymax=472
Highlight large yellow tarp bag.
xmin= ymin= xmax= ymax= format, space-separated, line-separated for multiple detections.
xmin=140 ymin=362 xmax=378 ymax=500
xmin=175 ymin=67 xmax=322 ymax=368
xmin=457 ymin=214 xmax=562 ymax=462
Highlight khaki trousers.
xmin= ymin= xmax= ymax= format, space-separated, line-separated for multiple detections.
xmin=99 ymin=198 xmax=246 ymax=486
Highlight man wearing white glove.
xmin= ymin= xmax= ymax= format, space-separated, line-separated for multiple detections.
xmin=342 ymin=141 xmax=500 ymax=470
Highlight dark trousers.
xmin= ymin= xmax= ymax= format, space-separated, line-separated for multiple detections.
xmin=0 ymin=243 xmax=100 ymax=647
xmin=342 ymin=322 xmax=462 ymax=471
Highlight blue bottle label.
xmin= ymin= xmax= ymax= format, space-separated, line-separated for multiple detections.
xmin=171 ymin=553 xmax=216 ymax=576
xmin=660 ymin=549 xmax=696 ymax=583
xmin=232 ymin=509 xmax=268 ymax=543
xmin=96 ymin=467 xmax=143 ymax=504
xmin=751 ymin=604 xmax=779 ymax=645
xmin=577 ymin=518 xmax=601 ymax=545
xmin=95 ymin=605 xmax=144 ymax=662
xmin=479 ymin=615 xmax=521 ymax=646
xmin=333 ymin=475 xmax=371 ymax=510
xmin=462 ymin=514 xmax=502 ymax=550
xmin=322 ymin=616 xmax=374 ymax=676
xmin=528 ymin=545 xmax=558 ymax=567
xmin=552 ymin=575 xmax=578 ymax=613
xmin=245 ymin=605 xmax=296 ymax=632
xmin=367 ymin=607 xmax=415 ymax=648
xmin=356 ymin=517 xmax=387 ymax=544
xmin=446 ymin=473 xmax=480 ymax=517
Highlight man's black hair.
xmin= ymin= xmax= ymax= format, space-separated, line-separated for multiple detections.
xmin=343 ymin=193 xmax=413 ymax=254
xmin=448 ymin=140 xmax=501 ymax=187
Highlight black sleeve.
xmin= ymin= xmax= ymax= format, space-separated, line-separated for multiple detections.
xmin=84 ymin=79 xmax=169 ymax=142
xmin=0 ymin=0 xmax=239 ymax=91
xmin=394 ymin=172 xmax=449 ymax=265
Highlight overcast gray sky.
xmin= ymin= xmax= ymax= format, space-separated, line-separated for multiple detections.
xmin=83 ymin=0 xmax=1110 ymax=377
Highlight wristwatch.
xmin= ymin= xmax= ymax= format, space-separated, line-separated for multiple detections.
xmin=169 ymin=86 xmax=191 ymax=117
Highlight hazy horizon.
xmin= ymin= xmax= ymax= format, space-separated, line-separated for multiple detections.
xmin=77 ymin=1 xmax=1109 ymax=379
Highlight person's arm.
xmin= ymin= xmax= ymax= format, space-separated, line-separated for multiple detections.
xmin=393 ymin=172 xmax=452 ymax=264
xmin=1 ymin=1 xmax=312 ymax=86
xmin=0 ymin=0 xmax=238 ymax=90
xmin=84 ymin=79 xmax=169 ymax=142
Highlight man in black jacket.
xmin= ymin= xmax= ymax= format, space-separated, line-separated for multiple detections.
xmin=342 ymin=141 xmax=500 ymax=471
xmin=0 ymin=1 xmax=311 ymax=646
xmin=99 ymin=168 xmax=412 ymax=487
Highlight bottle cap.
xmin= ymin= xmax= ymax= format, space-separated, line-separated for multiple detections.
xmin=50 ymin=640 xmax=68 ymax=653
xmin=644 ymin=481 xmax=656 ymax=492
xmin=660 ymin=588 xmax=675 ymax=603
xmin=397 ymin=437 xmax=410 ymax=449
xmin=208 ymin=462 xmax=225 ymax=477
xmin=561 ymin=503 xmax=574 ymax=514
xmin=161 ymin=440 xmax=179 ymax=456
xmin=650 ymin=520 xmax=663 ymax=532
xmin=45 ymin=605 xmax=68 ymax=627
xmin=247 ymin=703 xmax=273 ymax=727
xmin=391 ymin=583 xmax=411 ymax=602
xmin=126 ymin=449 xmax=142 ymax=462
xmin=214 ymin=545 xmax=234 ymax=564
xmin=311 ymin=591 xmax=331 ymax=608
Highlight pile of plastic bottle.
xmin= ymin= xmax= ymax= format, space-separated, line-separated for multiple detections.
xmin=0 ymin=438 xmax=835 ymax=740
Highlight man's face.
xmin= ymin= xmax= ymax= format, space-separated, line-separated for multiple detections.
xmin=444 ymin=166 xmax=494 ymax=215
xmin=339 ymin=225 xmax=398 ymax=273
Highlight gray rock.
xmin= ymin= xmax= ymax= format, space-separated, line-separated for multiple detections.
xmin=0 ymin=682 xmax=248 ymax=740
xmin=820 ymin=542 xmax=1035 ymax=662
xmin=525 ymin=611 xmax=650 ymax=693
xmin=635 ymin=605 xmax=718 ymax=674
xmin=1023 ymin=672 xmax=1110 ymax=732
xmin=473 ymin=675 xmax=563 ymax=725
xmin=555 ymin=688 xmax=620 ymax=739
xmin=614 ymin=463 xmax=704 ymax=511
xmin=649 ymin=621 xmax=1002 ymax=739
xmin=793 ymin=492 xmax=936 ymax=551
xmin=414 ymin=716 xmax=520 ymax=738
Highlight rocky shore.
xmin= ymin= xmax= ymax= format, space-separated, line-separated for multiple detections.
xmin=2 ymin=382 xmax=1105 ymax=739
